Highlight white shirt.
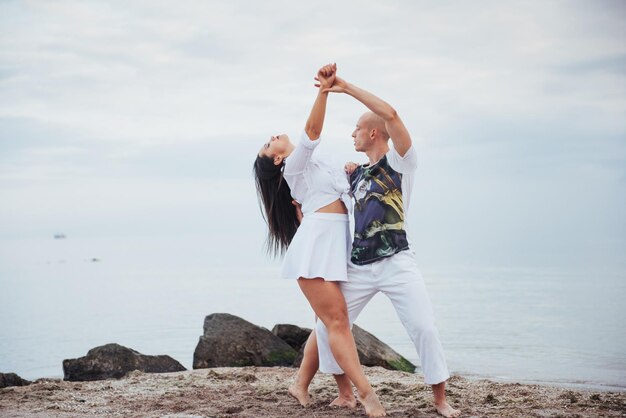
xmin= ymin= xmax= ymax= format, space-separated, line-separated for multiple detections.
xmin=283 ymin=131 xmax=352 ymax=215
xmin=385 ymin=144 xmax=418 ymax=206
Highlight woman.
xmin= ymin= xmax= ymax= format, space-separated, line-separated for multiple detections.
xmin=253 ymin=63 xmax=386 ymax=418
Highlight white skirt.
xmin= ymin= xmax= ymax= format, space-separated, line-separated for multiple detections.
xmin=281 ymin=212 xmax=351 ymax=281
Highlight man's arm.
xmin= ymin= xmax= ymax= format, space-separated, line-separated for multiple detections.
xmin=324 ymin=76 xmax=412 ymax=156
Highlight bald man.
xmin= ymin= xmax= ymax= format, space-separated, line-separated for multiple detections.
xmin=290 ymin=74 xmax=460 ymax=418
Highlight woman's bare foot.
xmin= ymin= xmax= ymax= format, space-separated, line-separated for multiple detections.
xmin=288 ymin=384 xmax=311 ymax=407
xmin=435 ymin=401 xmax=461 ymax=417
xmin=358 ymin=391 xmax=386 ymax=417
xmin=330 ymin=394 xmax=357 ymax=409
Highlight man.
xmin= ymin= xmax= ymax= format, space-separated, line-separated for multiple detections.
xmin=289 ymin=71 xmax=461 ymax=418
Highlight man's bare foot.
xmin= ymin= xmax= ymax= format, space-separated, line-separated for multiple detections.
xmin=288 ymin=385 xmax=311 ymax=407
xmin=357 ymin=391 xmax=386 ymax=417
xmin=330 ymin=394 xmax=357 ymax=409
xmin=435 ymin=401 xmax=461 ymax=417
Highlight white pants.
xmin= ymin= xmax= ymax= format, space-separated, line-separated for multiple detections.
xmin=316 ymin=250 xmax=450 ymax=385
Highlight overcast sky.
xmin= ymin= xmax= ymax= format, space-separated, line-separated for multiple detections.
xmin=1 ymin=0 xmax=624 ymax=271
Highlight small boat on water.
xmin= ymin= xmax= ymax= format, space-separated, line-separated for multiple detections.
xmin=53 ymin=233 xmax=66 ymax=239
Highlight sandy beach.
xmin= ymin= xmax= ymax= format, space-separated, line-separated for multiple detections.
xmin=0 ymin=367 xmax=623 ymax=417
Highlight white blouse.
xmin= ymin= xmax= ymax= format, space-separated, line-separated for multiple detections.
xmin=283 ymin=131 xmax=352 ymax=215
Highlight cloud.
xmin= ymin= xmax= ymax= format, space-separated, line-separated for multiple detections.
xmin=0 ymin=1 xmax=624 ymax=268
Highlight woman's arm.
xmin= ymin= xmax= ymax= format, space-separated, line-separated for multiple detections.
xmin=304 ymin=63 xmax=336 ymax=140
xmin=283 ymin=64 xmax=336 ymax=177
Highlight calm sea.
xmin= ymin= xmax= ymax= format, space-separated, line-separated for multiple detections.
xmin=1 ymin=236 xmax=624 ymax=391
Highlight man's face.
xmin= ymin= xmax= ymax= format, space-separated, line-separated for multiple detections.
xmin=351 ymin=115 xmax=370 ymax=152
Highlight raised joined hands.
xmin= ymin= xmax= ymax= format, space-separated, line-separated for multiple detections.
xmin=314 ymin=63 xmax=348 ymax=94
xmin=314 ymin=63 xmax=336 ymax=91
xmin=320 ymin=74 xmax=348 ymax=94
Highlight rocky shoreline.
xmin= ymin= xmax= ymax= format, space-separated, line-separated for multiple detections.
xmin=1 ymin=313 xmax=624 ymax=416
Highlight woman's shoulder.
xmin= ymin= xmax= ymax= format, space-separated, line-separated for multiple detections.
xmin=299 ymin=130 xmax=322 ymax=149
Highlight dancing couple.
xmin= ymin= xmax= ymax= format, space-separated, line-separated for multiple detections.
xmin=254 ymin=63 xmax=460 ymax=418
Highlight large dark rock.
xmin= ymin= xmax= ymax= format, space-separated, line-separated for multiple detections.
xmin=294 ymin=345 xmax=306 ymax=367
xmin=193 ymin=313 xmax=297 ymax=368
xmin=272 ymin=324 xmax=312 ymax=352
xmin=353 ymin=324 xmax=416 ymax=372
xmin=0 ymin=372 xmax=31 ymax=388
xmin=274 ymin=323 xmax=416 ymax=372
xmin=62 ymin=343 xmax=186 ymax=381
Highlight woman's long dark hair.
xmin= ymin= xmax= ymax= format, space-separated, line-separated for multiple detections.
xmin=253 ymin=155 xmax=299 ymax=256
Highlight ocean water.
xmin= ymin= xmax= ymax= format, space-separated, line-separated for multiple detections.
xmin=1 ymin=236 xmax=624 ymax=391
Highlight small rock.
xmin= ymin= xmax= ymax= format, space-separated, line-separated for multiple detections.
xmin=484 ymin=393 xmax=498 ymax=404
xmin=0 ymin=372 xmax=31 ymax=388
xmin=560 ymin=391 xmax=578 ymax=404
xmin=63 ymin=343 xmax=186 ymax=381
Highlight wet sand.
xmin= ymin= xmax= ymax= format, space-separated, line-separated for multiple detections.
xmin=0 ymin=367 xmax=624 ymax=417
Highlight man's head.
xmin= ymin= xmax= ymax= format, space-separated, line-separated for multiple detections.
xmin=351 ymin=112 xmax=389 ymax=153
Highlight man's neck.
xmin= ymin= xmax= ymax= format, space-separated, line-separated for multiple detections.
xmin=365 ymin=145 xmax=389 ymax=166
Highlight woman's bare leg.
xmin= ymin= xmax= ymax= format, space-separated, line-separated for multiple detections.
xmin=290 ymin=328 xmax=356 ymax=408
xmin=289 ymin=330 xmax=319 ymax=406
xmin=298 ymin=278 xmax=385 ymax=417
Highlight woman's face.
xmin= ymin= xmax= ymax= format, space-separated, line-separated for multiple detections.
xmin=258 ymin=134 xmax=290 ymax=162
